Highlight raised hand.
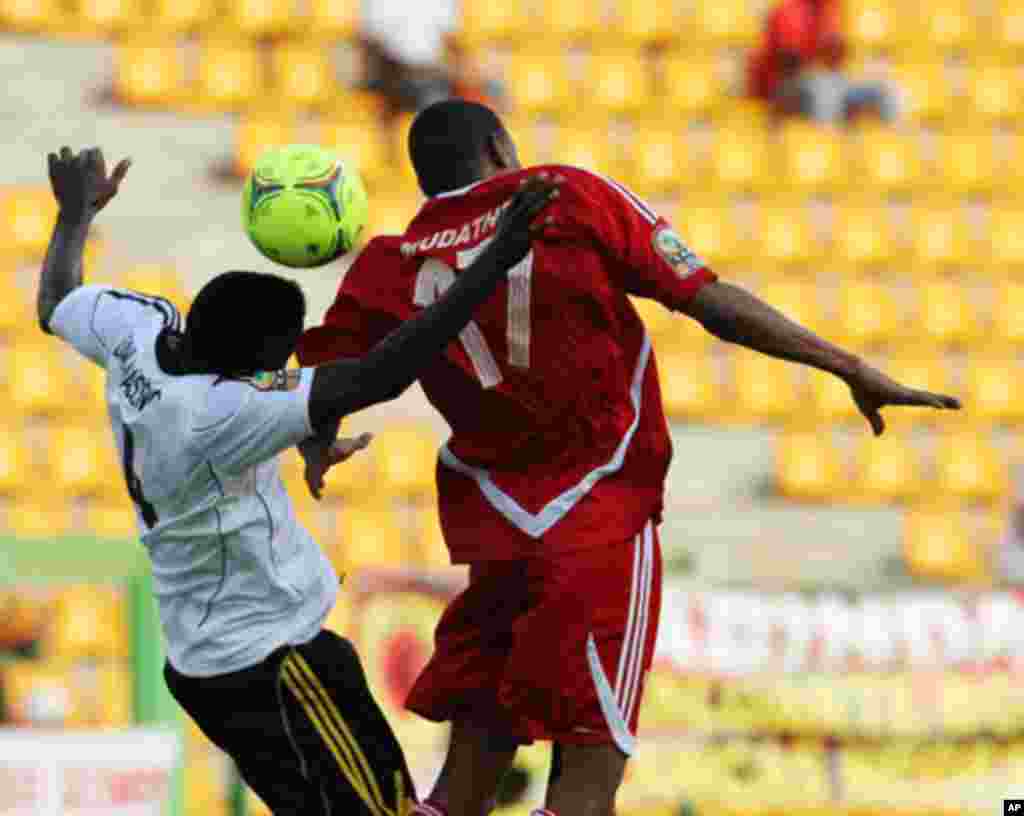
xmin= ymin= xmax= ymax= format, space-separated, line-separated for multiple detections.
xmin=847 ymin=362 xmax=961 ymax=436
xmin=47 ymin=146 xmax=131 ymax=224
xmin=302 ymin=432 xmax=374 ymax=501
xmin=488 ymin=173 xmax=561 ymax=269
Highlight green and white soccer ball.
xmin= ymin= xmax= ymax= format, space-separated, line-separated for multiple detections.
xmin=242 ymin=144 xmax=368 ymax=268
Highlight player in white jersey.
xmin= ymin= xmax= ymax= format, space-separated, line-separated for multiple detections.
xmin=38 ymin=145 xmax=558 ymax=815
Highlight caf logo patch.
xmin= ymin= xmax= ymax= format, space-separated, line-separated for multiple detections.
xmin=247 ymin=369 xmax=302 ymax=392
xmin=653 ymin=227 xmax=704 ymax=279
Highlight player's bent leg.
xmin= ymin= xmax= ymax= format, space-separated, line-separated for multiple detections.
xmin=544 ymin=742 xmax=627 ymax=816
xmin=420 ymin=719 xmax=518 ymax=816
xmin=278 ymin=630 xmax=418 ymax=815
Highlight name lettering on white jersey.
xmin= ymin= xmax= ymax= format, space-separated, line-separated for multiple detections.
xmin=112 ymin=337 xmax=162 ymax=412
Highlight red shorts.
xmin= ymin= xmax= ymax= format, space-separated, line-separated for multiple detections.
xmin=405 ymin=519 xmax=662 ymax=755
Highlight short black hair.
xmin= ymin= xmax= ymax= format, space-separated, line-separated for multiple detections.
xmin=185 ymin=270 xmax=306 ymax=378
xmin=408 ymin=99 xmax=506 ymax=196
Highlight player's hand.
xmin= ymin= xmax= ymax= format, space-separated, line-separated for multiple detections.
xmin=301 ymin=432 xmax=373 ymax=501
xmin=489 ymin=173 xmax=561 ymax=269
xmin=47 ymin=146 xmax=131 ymax=224
xmin=846 ymin=363 xmax=961 ymax=436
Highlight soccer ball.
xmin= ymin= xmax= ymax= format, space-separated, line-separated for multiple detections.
xmin=242 ymin=144 xmax=368 ymax=268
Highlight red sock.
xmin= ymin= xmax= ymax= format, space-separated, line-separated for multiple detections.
xmin=413 ymin=801 xmax=449 ymax=816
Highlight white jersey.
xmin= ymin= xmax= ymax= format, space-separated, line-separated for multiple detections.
xmin=50 ymin=285 xmax=338 ymax=678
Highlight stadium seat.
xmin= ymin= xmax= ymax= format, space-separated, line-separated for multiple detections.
xmin=587 ymin=51 xmax=653 ymax=115
xmin=503 ymin=116 xmax=543 ymax=167
xmin=0 ymin=0 xmax=65 ymax=31
xmin=90 ymin=664 xmax=133 ymax=727
xmin=222 ymin=0 xmax=294 ymax=37
xmin=148 ymin=0 xmax=209 ymax=32
xmin=963 ymin=355 xmax=1024 ymax=425
xmin=304 ymin=0 xmax=357 ymax=38
xmin=234 ymin=113 xmax=296 ymax=178
xmin=319 ymin=436 xmax=376 ymax=500
xmin=775 ymin=430 xmax=845 ymax=502
xmin=317 ymin=118 xmax=387 ymax=186
xmin=692 ymin=0 xmax=757 ymax=46
xmin=808 ymin=370 xmax=861 ymax=423
xmin=938 ymin=130 xmax=996 ymax=196
xmin=709 ymin=125 xmax=771 ymax=193
xmin=903 ymin=505 xmax=985 ymax=583
xmin=933 ymin=432 xmax=1009 ymax=503
xmin=8 ymin=497 xmax=73 ymax=538
xmin=332 ymin=506 xmax=408 ymax=571
xmin=625 ymin=125 xmax=690 ymax=196
xmin=553 ymin=125 xmax=623 ymax=177
xmin=966 ymin=61 xmax=1022 ymax=122
xmin=458 ymin=0 xmax=526 ymax=44
xmin=0 ymin=187 xmax=58 ymax=260
xmin=68 ymin=0 xmax=142 ymax=36
xmin=753 ymin=203 xmax=818 ymax=269
xmin=844 ymin=0 xmax=904 ymax=49
xmin=48 ymin=424 xmax=118 ymax=498
xmin=193 ymin=39 xmax=263 ymax=112
xmin=835 ymin=279 xmax=899 ymax=349
xmin=661 ymin=53 xmax=723 ymax=119
xmin=852 ymin=434 xmax=923 ymax=503
xmin=538 ymin=0 xmax=602 ymax=41
xmin=9 ymin=342 xmax=72 ymax=417
xmin=833 ymin=201 xmax=894 ymax=270
xmin=413 ymin=504 xmax=451 ymax=569
xmin=48 ymin=585 xmax=129 ymax=659
xmin=918 ymin=0 xmax=975 ymax=52
xmin=909 ymin=205 xmax=971 ymax=269
xmin=728 ymin=350 xmax=803 ymax=423
xmin=882 ymin=352 xmax=951 ymax=428
xmin=631 ymin=296 xmax=675 ymax=340
xmin=375 ymin=426 xmax=437 ymax=498
xmin=365 ymin=193 xmax=418 ymax=238
xmin=270 ymin=42 xmax=333 ymax=109
xmin=658 ymin=350 xmax=719 ymax=421
xmin=113 ymin=39 xmax=183 ymax=108
xmin=674 ymin=199 xmax=744 ymax=268
xmin=916 ymin=277 xmax=979 ymax=347
xmin=994 ymin=0 xmax=1024 ymax=54
xmin=889 ymin=61 xmax=950 ymax=123
xmin=85 ymin=501 xmax=139 ymax=539
xmin=506 ymin=50 xmax=571 ymax=115
xmin=1 ymin=661 xmax=78 ymax=726
xmin=0 ymin=429 xmax=30 ymax=496
xmin=119 ymin=263 xmax=188 ymax=304
xmin=991 ymin=281 xmax=1024 ymax=345
xmin=651 ymin=308 xmax=711 ymax=352
xmin=989 ymin=207 xmax=1024 ymax=272
xmin=758 ymin=278 xmax=821 ymax=333
xmin=0 ymin=287 xmax=36 ymax=337
xmin=616 ymin=0 xmax=676 ymax=45
xmin=857 ymin=128 xmax=923 ymax=193
xmin=776 ymin=122 xmax=848 ymax=194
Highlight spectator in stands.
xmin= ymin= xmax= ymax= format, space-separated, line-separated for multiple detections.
xmin=747 ymin=0 xmax=899 ymax=124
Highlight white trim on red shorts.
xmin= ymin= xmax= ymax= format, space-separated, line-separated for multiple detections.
xmin=438 ymin=334 xmax=652 ymax=539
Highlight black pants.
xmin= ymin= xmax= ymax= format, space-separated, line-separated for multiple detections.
xmin=165 ymin=629 xmax=417 ymax=815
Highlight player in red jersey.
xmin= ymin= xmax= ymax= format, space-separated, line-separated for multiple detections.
xmin=297 ymin=100 xmax=959 ymax=816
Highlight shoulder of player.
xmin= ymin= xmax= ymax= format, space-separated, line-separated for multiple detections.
xmin=340 ymin=235 xmax=417 ymax=302
xmin=98 ymin=286 xmax=183 ymax=332
xmin=189 ymin=371 xmax=297 ymax=435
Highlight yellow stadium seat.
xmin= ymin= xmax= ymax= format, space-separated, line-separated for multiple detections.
xmin=68 ymin=0 xmax=141 ymax=36
xmin=587 ymin=51 xmax=653 ymax=115
xmin=889 ymin=61 xmax=950 ymax=123
xmin=552 ymin=126 xmax=620 ymax=176
xmin=938 ymin=130 xmax=996 ymax=196
xmin=0 ymin=288 xmax=36 ymax=337
xmin=990 ymin=207 xmax=1024 ymax=272
xmin=507 ymin=51 xmax=571 ymax=115
xmin=113 ymin=39 xmax=182 ymax=107
xmin=775 ymin=430 xmax=845 ymax=502
xmin=631 ymin=296 xmax=675 ymax=340
xmin=85 ymin=501 xmax=139 ymax=539
xmin=966 ymin=61 xmax=1021 ymax=122
xmin=903 ymin=505 xmax=984 ymax=583
xmin=933 ymin=432 xmax=1009 ymax=503
xmin=0 ymin=187 xmax=58 ymax=260
xmin=994 ymin=0 xmax=1024 ymax=54
xmin=413 ymin=504 xmax=450 ymax=569
xmin=305 ymin=0 xmax=357 ymax=38
xmin=0 ymin=429 xmax=31 ymax=496
xmin=833 ymin=202 xmax=894 ymax=269
xmin=844 ymin=0 xmax=904 ymax=49
xmin=2 ymin=661 xmax=78 ymax=726
xmin=709 ymin=125 xmax=771 ymax=193
xmin=0 ymin=0 xmax=65 ymax=31
xmin=852 ymin=434 xmax=923 ymax=503
xmin=48 ymin=425 xmax=118 ymax=498
xmin=193 ymin=39 xmax=263 ymax=112
xmin=538 ymin=0 xmax=602 ymax=41
xmin=317 ymin=118 xmax=388 ymax=185
xmin=808 ymin=370 xmax=860 ymax=423
xmin=375 ymin=426 xmax=437 ymax=497
xmin=835 ymin=280 xmax=899 ymax=349
xmin=222 ymin=0 xmax=294 ymax=36
xmin=659 ymin=350 xmax=720 ymax=421
xmin=991 ymin=281 xmax=1024 ymax=345
xmin=674 ymin=199 xmax=744 ymax=268
xmin=503 ymin=116 xmax=542 ymax=167
xmin=909 ymin=205 xmax=970 ymax=270
xmin=617 ymin=0 xmax=676 ymax=45
xmin=234 ymin=113 xmax=295 ymax=177
xmin=919 ymin=0 xmax=975 ymax=52
xmin=963 ymin=355 xmax=1024 ymax=425
xmin=753 ymin=203 xmax=818 ymax=269
xmin=662 ymin=54 xmax=722 ymax=119
xmin=332 ymin=507 xmax=408 ymax=571
xmin=320 ymin=434 xmax=376 ymax=500
xmin=458 ymin=0 xmax=527 ymax=43
xmin=653 ymin=310 xmax=712 ymax=352
xmin=149 ymin=0 xmax=210 ymax=32
xmin=89 ymin=664 xmax=133 ymax=727
xmin=47 ymin=585 xmax=129 ymax=659
xmin=916 ymin=278 xmax=978 ymax=347
xmin=9 ymin=343 xmax=72 ymax=417
xmin=758 ymin=278 xmax=821 ymax=333
xmin=882 ymin=352 xmax=951 ymax=429
xmin=693 ymin=0 xmax=757 ymax=46
xmin=119 ymin=263 xmax=188 ymax=304
xmin=777 ymin=122 xmax=848 ymax=194
xmin=366 ymin=193 xmax=418 ymax=238
xmin=858 ymin=128 xmax=922 ymax=193
xmin=628 ymin=126 xmax=691 ymax=196
xmin=270 ymin=42 xmax=333 ymax=109
xmin=8 ymin=497 xmax=73 ymax=539
xmin=728 ymin=351 xmax=803 ymax=423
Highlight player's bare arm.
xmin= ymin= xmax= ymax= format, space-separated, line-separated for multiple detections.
xmin=682 ymin=280 xmax=961 ymax=436
xmin=38 ymin=146 xmax=130 ymax=332
xmin=305 ymin=176 xmax=558 ymax=438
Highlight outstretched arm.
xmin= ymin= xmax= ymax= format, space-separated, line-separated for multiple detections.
xmin=38 ymin=147 xmax=131 ymax=332
xmin=682 ymin=280 xmax=961 ymax=435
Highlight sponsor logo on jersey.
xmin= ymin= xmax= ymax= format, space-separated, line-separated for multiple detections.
xmin=653 ymin=227 xmax=704 ymax=279
xmin=247 ymin=369 xmax=302 ymax=392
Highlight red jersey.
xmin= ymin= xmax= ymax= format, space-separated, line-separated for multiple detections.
xmin=298 ymin=165 xmax=716 ymax=562
xmin=748 ymin=0 xmax=843 ymax=100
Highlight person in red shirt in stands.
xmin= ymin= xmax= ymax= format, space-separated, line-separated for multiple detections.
xmin=748 ymin=0 xmax=899 ymax=123
xmin=298 ymin=100 xmax=955 ymax=816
